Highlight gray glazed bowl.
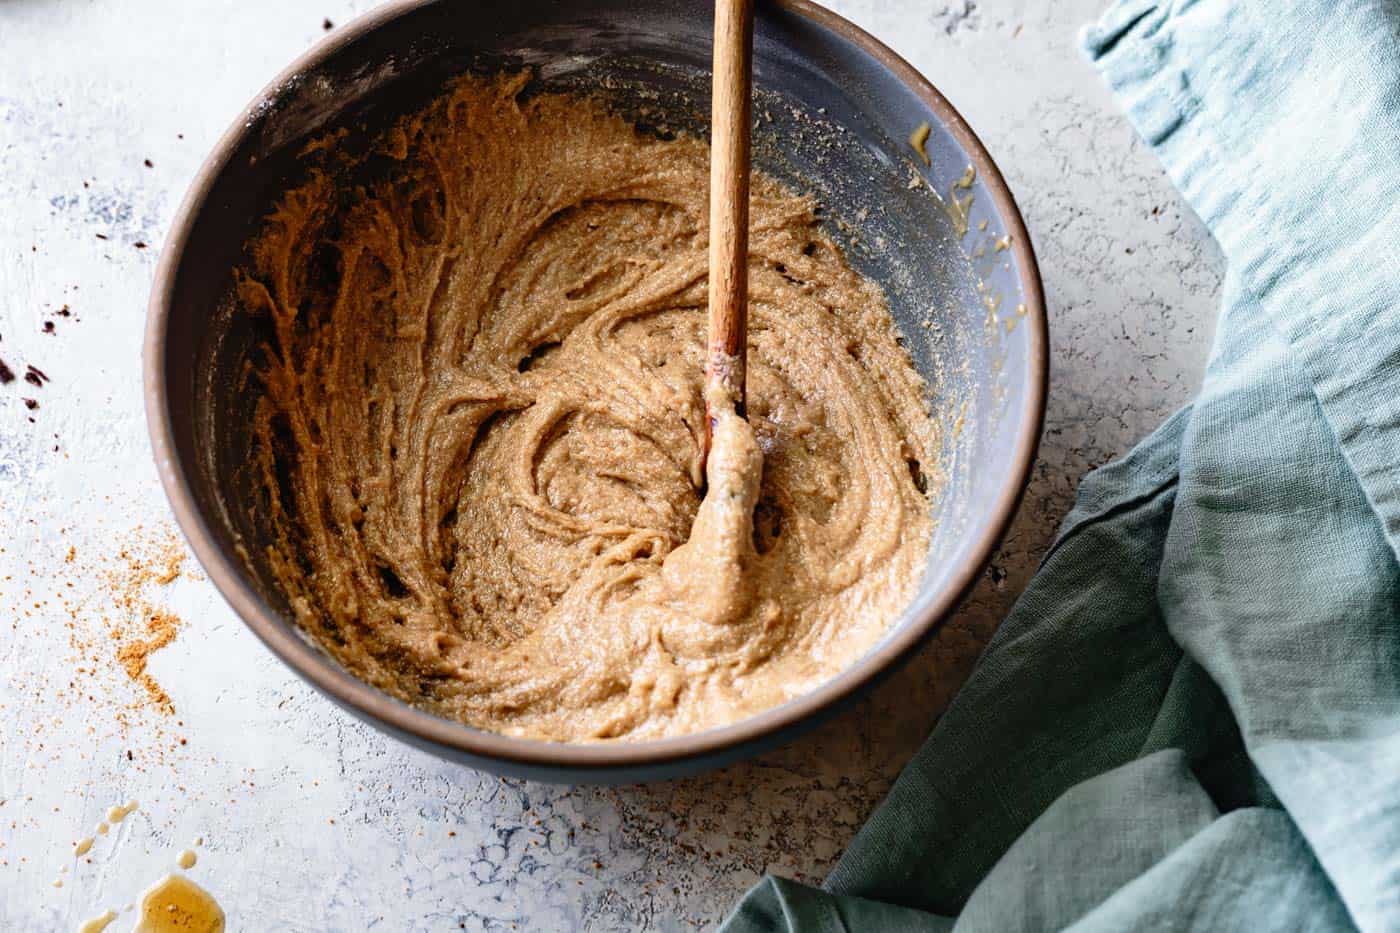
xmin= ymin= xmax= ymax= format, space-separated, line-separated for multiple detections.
xmin=144 ymin=0 xmax=1047 ymax=783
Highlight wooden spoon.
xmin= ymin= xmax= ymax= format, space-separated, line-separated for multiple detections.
xmin=702 ymin=0 xmax=755 ymax=470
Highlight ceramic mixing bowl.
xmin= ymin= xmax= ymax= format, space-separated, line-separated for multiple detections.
xmin=145 ymin=0 xmax=1047 ymax=782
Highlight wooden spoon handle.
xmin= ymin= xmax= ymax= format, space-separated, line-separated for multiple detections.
xmin=705 ymin=0 xmax=755 ymax=436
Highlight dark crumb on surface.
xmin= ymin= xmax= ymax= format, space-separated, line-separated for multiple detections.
xmin=95 ymin=233 xmax=108 ymax=240
xmin=0 ymin=359 xmax=12 ymax=384
xmin=323 ymin=17 xmax=334 ymax=29
xmin=56 ymin=305 xmax=71 ymax=317
xmin=23 ymin=399 xmax=38 ymax=411
xmin=25 ymin=365 xmax=49 ymax=386
xmin=143 ymin=159 xmax=154 ymax=168
xmin=134 ymin=241 xmax=148 ymax=249
xmin=42 ymin=321 xmax=55 ymax=334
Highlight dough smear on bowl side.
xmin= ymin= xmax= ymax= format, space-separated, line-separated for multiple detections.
xmin=235 ymin=73 xmax=942 ymax=741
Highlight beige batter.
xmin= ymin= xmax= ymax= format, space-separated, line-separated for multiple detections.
xmin=236 ymin=74 xmax=940 ymax=742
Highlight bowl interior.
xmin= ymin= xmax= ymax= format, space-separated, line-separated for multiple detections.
xmin=156 ymin=0 xmax=1042 ymax=773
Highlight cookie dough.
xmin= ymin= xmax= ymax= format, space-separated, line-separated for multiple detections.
xmin=237 ymin=74 xmax=939 ymax=741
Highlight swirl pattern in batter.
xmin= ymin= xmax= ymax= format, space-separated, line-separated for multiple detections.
xmin=236 ymin=74 xmax=940 ymax=741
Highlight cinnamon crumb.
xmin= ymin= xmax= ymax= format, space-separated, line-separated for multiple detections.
xmin=116 ymin=611 xmax=180 ymax=715
xmin=151 ymin=545 xmax=185 ymax=586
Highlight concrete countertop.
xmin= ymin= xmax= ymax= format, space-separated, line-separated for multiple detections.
xmin=0 ymin=0 xmax=1221 ymax=928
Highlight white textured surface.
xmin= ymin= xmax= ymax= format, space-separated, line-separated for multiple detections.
xmin=0 ymin=1 xmax=1222 ymax=929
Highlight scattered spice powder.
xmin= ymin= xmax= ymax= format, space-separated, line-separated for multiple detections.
xmin=152 ymin=547 xmax=185 ymax=586
xmin=116 ymin=610 xmax=180 ymax=715
xmin=67 ymin=531 xmax=191 ymax=720
xmin=8 ymin=523 xmax=197 ymax=778
xmin=96 ymin=533 xmax=194 ymax=717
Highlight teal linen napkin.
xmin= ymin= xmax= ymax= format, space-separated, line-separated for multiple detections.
xmin=721 ymin=1 xmax=1400 ymax=929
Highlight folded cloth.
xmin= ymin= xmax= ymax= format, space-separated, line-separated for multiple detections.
xmin=721 ymin=1 xmax=1400 ymax=929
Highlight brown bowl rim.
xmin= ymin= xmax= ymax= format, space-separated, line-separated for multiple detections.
xmin=143 ymin=0 xmax=1049 ymax=773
